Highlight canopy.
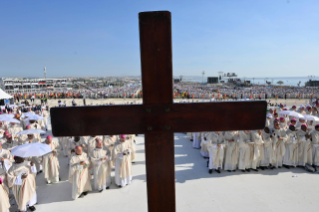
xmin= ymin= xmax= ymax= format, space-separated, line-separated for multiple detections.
xmin=0 ymin=88 xmax=12 ymax=100
xmin=11 ymin=143 xmax=52 ymax=157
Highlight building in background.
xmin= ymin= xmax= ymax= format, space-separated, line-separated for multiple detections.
xmin=0 ymin=78 xmax=72 ymax=94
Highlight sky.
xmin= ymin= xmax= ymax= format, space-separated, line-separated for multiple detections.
xmin=1 ymin=0 xmax=319 ymax=78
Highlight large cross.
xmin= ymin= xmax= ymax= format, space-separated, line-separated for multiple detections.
xmin=51 ymin=11 xmax=267 ymax=212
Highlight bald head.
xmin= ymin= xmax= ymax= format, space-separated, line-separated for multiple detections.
xmin=75 ymin=146 xmax=83 ymax=155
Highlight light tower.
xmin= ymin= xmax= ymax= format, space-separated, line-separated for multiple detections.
xmin=44 ymin=67 xmax=46 ymax=79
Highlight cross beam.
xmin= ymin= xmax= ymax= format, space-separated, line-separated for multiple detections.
xmin=51 ymin=11 xmax=267 ymax=212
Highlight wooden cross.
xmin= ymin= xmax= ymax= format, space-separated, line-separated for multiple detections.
xmin=51 ymin=11 xmax=267 ymax=212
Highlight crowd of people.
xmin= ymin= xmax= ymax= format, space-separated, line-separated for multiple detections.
xmin=188 ymin=104 xmax=319 ymax=174
xmin=174 ymin=83 xmax=319 ymax=100
xmin=10 ymin=85 xmax=142 ymax=102
xmin=0 ymin=105 xmax=136 ymax=212
xmin=7 ymin=83 xmax=319 ymax=105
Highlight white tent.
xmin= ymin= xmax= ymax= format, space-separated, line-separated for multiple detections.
xmin=0 ymin=88 xmax=12 ymax=100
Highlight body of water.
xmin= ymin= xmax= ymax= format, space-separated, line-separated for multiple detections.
xmin=181 ymin=76 xmax=317 ymax=86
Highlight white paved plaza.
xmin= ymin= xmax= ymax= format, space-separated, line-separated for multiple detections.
xmin=24 ymin=131 xmax=318 ymax=212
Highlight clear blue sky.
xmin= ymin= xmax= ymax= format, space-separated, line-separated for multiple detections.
xmin=1 ymin=0 xmax=318 ymax=78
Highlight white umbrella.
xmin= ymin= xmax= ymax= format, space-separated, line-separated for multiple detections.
xmin=0 ymin=117 xmax=20 ymax=123
xmin=303 ymin=115 xmax=319 ymax=122
xmin=279 ymin=111 xmax=291 ymax=115
xmin=287 ymin=111 xmax=305 ymax=119
xmin=22 ymin=112 xmax=35 ymax=117
xmin=24 ymin=114 xmax=44 ymax=121
xmin=11 ymin=143 xmax=52 ymax=157
xmin=0 ymin=114 xmax=14 ymax=118
xmin=16 ymin=129 xmax=46 ymax=135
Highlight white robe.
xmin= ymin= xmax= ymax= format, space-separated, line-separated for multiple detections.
xmin=69 ymin=153 xmax=92 ymax=200
xmin=238 ymin=131 xmax=253 ymax=170
xmin=283 ymin=129 xmax=298 ymax=167
xmin=260 ymin=131 xmax=273 ymax=167
xmin=91 ymin=147 xmax=112 ymax=190
xmin=113 ymin=141 xmax=133 ymax=187
xmin=311 ymin=130 xmax=319 ymax=166
xmin=223 ymin=131 xmax=239 ymax=171
xmin=207 ymin=132 xmax=224 ymax=170
xmin=271 ymin=128 xmax=287 ymax=168
xmin=192 ymin=133 xmax=201 ymax=149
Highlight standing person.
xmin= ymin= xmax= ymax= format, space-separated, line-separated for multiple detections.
xmin=192 ymin=132 xmax=201 ymax=149
xmin=7 ymin=157 xmax=37 ymax=212
xmin=238 ymin=130 xmax=253 ymax=172
xmin=42 ymin=136 xmax=60 ymax=184
xmin=283 ymin=125 xmax=298 ymax=169
xmin=91 ymin=138 xmax=112 ymax=192
xmin=113 ymin=135 xmax=133 ymax=188
xmin=271 ymin=121 xmax=287 ymax=168
xmin=207 ymin=131 xmax=224 ymax=174
xmin=311 ymin=124 xmax=319 ymax=171
xmin=250 ymin=130 xmax=264 ymax=170
xmin=223 ymin=131 xmax=239 ymax=172
xmin=2 ymin=134 xmax=18 ymax=151
xmin=69 ymin=146 xmax=92 ymax=199
xmin=0 ymin=143 xmax=13 ymax=172
xmin=260 ymin=127 xmax=274 ymax=170
xmin=0 ymin=168 xmax=10 ymax=212
xmin=200 ymin=132 xmax=211 ymax=159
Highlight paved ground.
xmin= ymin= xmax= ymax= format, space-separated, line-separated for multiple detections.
xmin=10 ymin=113 xmax=318 ymax=212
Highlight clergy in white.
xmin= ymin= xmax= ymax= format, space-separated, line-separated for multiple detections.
xmin=2 ymin=134 xmax=18 ymax=151
xmin=223 ymin=131 xmax=239 ymax=172
xmin=271 ymin=121 xmax=287 ymax=168
xmin=260 ymin=127 xmax=273 ymax=169
xmin=68 ymin=146 xmax=92 ymax=199
xmin=113 ymin=135 xmax=133 ymax=187
xmin=238 ymin=130 xmax=253 ymax=172
xmin=7 ymin=156 xmax=37 ymax=212
xmin=0 ymin=169 xmax=10 ymax=212
xmin=207 ymin=131 xmax=224 ymax=173
xmin=42 ymin=136 xmax=60 ymax=184
xmin=283 ymin=125 xmax=298 ymax=168
xmin=0 ymin=143 xmax=13 ymax=172
xmin=91 ymin=138 xmax=112 ymax=192
xmin=311 ymin=124 xmax=319 ymax=170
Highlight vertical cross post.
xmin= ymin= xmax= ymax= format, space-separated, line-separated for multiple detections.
xmin=139 ymin=11 xmax=176 ymax=212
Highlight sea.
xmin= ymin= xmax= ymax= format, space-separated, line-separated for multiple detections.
xmin=180 ymin=76 xmax=316 ymax=86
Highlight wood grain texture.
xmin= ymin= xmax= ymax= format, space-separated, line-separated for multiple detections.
xmin=144 ymin=132 xmax=175 ymax=212
xmin=139 ymin=11 xmax=173 ymax=105
xmin=50 ymin=101 xmax=267 ymax=136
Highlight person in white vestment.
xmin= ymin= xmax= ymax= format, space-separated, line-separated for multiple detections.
xmin=7 ymin=156 xmax=37 ymax=212
xmin=260 ymin=127 xmax=273 ymax=169
xmin=42 ymin=136 xmax=61 ymax=184
xmin=295 ymin=118 xmax=306 ymax=130
xmin=271 ymin=121 xmax=287 ymax=168
xmin=0 ymin=169 xmax=10 ymax=212
xmin=296 ymin=124 xmax=308 ymax=167
xmin=2 ymin=134 xmax=18 ymax=151
xmin=265 ymin=114 xmax=272 ymax=128
xmin=192 ymin=132 xmax=201 ymax=149
xmin=283 ymin=125 xmax=298 ymax=169
xmin=0 ymin=143 xmax=14 ymax=172
xmin=223 ymin=131 xmax=239 ymax=172
xmin=200 ymin=132 xmax=211 ymax=158
xmin=69 ymin=146 xmax=92 ymax=199
xmin=113 ymin=135 xmax=133 ymax=187
xmin=250 ymin=130 xmax=264 ymax=170
xmin=279 ymin=117 xmax=288 ymax=130
xmin=311 ymin=124 xmax=319 ymax=171
xmin=91 ymin=138 xmax=112 ymax=192
xmin=238 ymin=130 xmax=254 ymax=172
xmin=207 ymin=131 xmax=224 ymax=173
